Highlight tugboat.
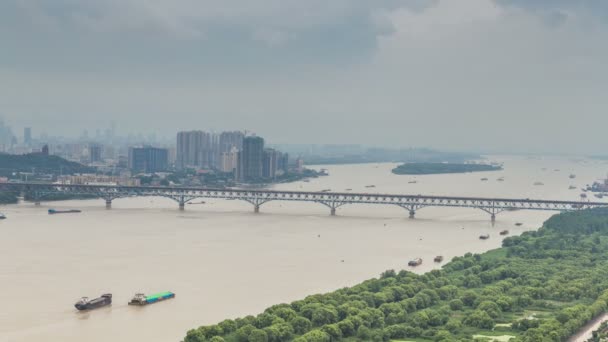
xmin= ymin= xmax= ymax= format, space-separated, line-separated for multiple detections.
xmin=74 ymin=294 xmax=112 ymax=311
xmin=434 ymin=256 xmax=444 ymax=263
xmin=408 ymin=258 xmax=422 ymax=267
xmin=479 ymin=234 xmax=490 ymax=240
xmin=500 ymin=230 xmax=509 ymax=235
xmin=48 ymin=209 xmax=81 ymax=214
xmin=128 ymin=291 xmax=175 ymax=306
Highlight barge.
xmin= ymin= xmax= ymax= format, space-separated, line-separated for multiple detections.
xmin=408 ymin=258 xmax=422 ymax=267
xmin=75 ymin=294 xmax=112 ymax=311
xmin=48 ymin=209 xmax=81 ymax=214
xmin=128 ymin=291 xmax=175 ymax=306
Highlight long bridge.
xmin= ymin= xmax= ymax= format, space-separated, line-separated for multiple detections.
xmin=2 ymin=182 xmax=607 ymax=221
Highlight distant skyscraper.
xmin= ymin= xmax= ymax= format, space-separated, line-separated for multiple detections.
xmin=236 ymin=136 xmax=264 ymax=182
xmin=263 ymin=148 xmax=279 ymax=179
xmin=89 ymin=143 xmax=102 ymax=163
xmin=128 ymin=146 xmax=168 ymax=173
xmin=23 ymin=127 xmax=31 ymax=146
xmin=220 ymin=146 xmax=239 ymax=173
xmin=176 ymin=131 xmax=214 ymax=169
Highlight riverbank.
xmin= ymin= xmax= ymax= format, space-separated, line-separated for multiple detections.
xmin=185 ymin=208 xmax=608 ymax=342
xmin=392 ymin=162 xmax=502 ymax=175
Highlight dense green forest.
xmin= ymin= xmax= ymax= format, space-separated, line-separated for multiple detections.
xmin=184 ymin=208 xmax=608 ymax=342
xmin=392 ymin=163 xmax=502 ymax=175
xmin=0 ymin=153 xmax=94 ymax=177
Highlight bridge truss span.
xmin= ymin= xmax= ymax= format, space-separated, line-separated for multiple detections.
xmin=1 ymin=182 xmax=606 ymax=220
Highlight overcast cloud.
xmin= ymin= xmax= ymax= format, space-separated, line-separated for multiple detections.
xmin=1 ymin=0 xmax=607 ymax=154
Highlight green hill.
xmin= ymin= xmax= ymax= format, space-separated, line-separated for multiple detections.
xmin=0 ymin=153 xmax=94 ymax=177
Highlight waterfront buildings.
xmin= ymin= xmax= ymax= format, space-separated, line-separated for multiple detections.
xmin=220 ymin=146 xmax=239 ymax=173
xmin=128 ymin=146 xmax=168 ymax=173
xmin=176 ymin=131 xmax=214 ymax=169
xmin=236 ymin=136 xmax=265 ymax=182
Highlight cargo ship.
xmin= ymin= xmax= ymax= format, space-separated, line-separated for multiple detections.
xmin=48 ymin=209 xmax=81 ymax=214
xmin=408 ymin=258 xmax=422 ymax=267
xmin=128 ymin=291 xmax=175 ymax=306
xmin=74 ymin=294 xmax=112 ymax=311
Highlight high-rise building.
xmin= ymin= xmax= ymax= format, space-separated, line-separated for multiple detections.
xmin=236 ymin=136 xmax=264 ymax=182
xmin=263 ymin=148 xmax=279 ymax=179
xmin=278 ymin=152 xmax=289 ymax=175
xmin=23 ymin=127 xmax=31 ymax=146
xmin=89 ymin=143 xmax=102 ymax=163
xmin=220 ymin=146 xmax=239 ymax=173
xmin=219 ymin=131 xmax=244 ymax=153
xmin=128 ymin=146 xmax=168 ymax=173
xmin=176 ymin=131 xmax=214 ymax=169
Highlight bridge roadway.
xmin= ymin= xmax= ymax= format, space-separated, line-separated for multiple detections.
xmin=1 ymin=182 xmax=607 ymax=221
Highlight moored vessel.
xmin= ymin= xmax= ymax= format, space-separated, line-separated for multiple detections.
xmin=408 ymin=258 xmax=422 ymax=267
xmin=48 ymin=209 xmax=81 ymax=214
xmin=500 ymin=230 xmax=509 ymax=235
xmin=479 ymin=234 xmax=490 ymax=240
xmin=128 ymin=291 xmax=175 ymax=306
xmin=0 ymin=213 xmax=5 ymax=220
xmin=515 ymin=222 xmax=523 ymax=226
xmin=74 ymin=294 xmax=112 ymax=311
xmin=434 ymin=256 xmax=444 ymax=263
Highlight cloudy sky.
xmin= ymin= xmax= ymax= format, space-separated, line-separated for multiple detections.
xmin=1 ymin=0 xmax=607 ymax=153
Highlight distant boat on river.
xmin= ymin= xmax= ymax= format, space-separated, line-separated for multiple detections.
xmin=408 ymin=258 xmax=422 ymax=267
xmin=0 ymin=213 xmax=6 ymax=220
xmin=75 ymin=294 xmax=112 ymax=311
xmin=48 ymin=209 xmax=81 ymax=215
xmin=569 ymin=174 xmax=576 ymax=179
xmin=479 ymin=234 xmax=490 ymax=240
xmin=533 ymin=182 xmax=544 ymax=186
xmin=500 ymin=230 xmax=509 ymax=235
xmin=434 ymin=256 xmax=444 ymax=263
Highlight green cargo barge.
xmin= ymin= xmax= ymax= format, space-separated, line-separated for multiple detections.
xmin=128 ymin=291 xmax=175 ymax=305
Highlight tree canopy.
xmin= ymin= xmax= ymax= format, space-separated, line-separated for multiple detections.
xmin=185 ymin=208 xmax=608 ymax=342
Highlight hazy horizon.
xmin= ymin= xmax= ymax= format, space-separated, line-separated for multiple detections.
xmin=2 ymin=0 xmax=608 ymax=154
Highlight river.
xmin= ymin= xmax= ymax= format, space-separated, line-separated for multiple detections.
xmin=0 ymin=155 xmax=606 ymax=342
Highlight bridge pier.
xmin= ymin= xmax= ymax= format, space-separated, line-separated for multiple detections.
xmin=105 ymin=199 xmax=112 ymax=209
xmin=254 ymin=205 xmax=260 ymax=213
xmin=491 ymin=213 xmax=496 ymax=223
xmin=330 ymin=208 xmax=336 ymax=216
xmin=179 ymin=201 xmax=185 ymax=211
xmin=409 ymin=210 xmax=416 ymax=219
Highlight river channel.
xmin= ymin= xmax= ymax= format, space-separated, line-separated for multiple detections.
xmin=0 ymin=155 xmax=606 ymax=342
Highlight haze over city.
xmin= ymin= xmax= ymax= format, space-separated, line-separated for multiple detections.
xmin=4 ymin=2 xmax=608 ymax=342
xmin=2 ymin=0 xmax=608 ymax=154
